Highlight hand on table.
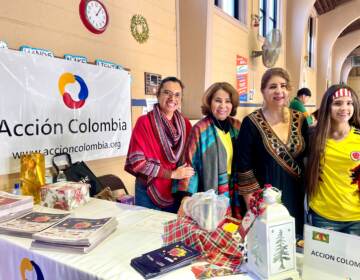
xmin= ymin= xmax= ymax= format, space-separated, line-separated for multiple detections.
xmin=177 ymin=196 xmax=190 ymax=217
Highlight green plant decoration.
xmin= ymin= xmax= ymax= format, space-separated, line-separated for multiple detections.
xmin=130 ymin=14 xmax=149 ymax=44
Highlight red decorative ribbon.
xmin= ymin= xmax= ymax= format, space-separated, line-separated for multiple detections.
xmin=238 ymin=184 xmax=271 ymax=239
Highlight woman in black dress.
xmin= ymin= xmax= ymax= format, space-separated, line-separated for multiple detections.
xmin=236 ymin=68 xmax=308 ymax=235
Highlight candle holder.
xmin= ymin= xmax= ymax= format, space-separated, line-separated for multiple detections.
xmin=246 ymin=187 xmax=300 ymax=280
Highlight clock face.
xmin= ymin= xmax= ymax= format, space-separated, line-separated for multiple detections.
xmin=79 ymin=0 xmax=109 ymax=34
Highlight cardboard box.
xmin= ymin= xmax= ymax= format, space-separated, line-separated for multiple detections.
xmin=41 ymin=181 xmax=90 ymax=210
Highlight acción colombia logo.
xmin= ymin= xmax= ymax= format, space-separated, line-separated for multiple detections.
xmin=20 ymin=258 xmax=44 ymax=280
xmin=58 ymin=72 xmax=88 ymax=109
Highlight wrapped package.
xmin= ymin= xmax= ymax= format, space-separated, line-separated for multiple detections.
xmin=163 ymin=216 xmax=245 ymax=271
xmin=40 ymin=181 xmax=90 ymax=210
xmin=183 ymin=189 xmax=229 ymax=232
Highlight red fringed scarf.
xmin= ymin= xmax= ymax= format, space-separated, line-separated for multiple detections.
xmin=151 ymin=104 xmax=186 ymax=163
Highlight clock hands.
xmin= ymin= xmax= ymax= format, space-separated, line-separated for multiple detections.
xmin=80 ymin=0 xmax=108 ymax=33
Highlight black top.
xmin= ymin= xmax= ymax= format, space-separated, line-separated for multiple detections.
xmin=210 ymin=115 xmax=231 ymax=133
xmin=236 ymin=109 xmax=309 ymax=234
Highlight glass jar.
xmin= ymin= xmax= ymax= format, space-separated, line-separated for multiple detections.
xmin=56 ymin=170 xmax=67 ymax=182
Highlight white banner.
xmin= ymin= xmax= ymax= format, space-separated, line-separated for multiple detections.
xmin=303 ymin=224 xmax=360 ymax=280
xmin=0 ymin=49 xmax=131 ymax=175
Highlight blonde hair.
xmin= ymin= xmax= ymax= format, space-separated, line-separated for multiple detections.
xmin=261 ymin=67 xmax=291 ymax=123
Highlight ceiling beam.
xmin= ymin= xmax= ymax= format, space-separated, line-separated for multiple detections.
xmin=315 ymin=0 xmax=352 ymax=15
xmin=315 ymin=1 xmax=325 ymax=15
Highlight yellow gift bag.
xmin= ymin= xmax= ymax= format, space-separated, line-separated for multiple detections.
xmin=20 ymin=153 xmax=45 ymax=204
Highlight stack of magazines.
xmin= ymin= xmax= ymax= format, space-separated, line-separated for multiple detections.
xmin=0 ymin=191 xmax=34 ymax=222
xmin=130 ymin=242 xmax=200 ymax=279
xmin=32 ymin=217 xmax=118 ymax=253
xmin=0 ymin=211 xmax=70 ymax=237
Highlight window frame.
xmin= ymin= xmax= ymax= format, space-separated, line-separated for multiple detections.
xmin=259 ymin=0 xmax=279 ymax=37
xmin=214 ymin=0 xmax=247 ymax=25
xmin=307 ymin=16 xmax=315 ymax=68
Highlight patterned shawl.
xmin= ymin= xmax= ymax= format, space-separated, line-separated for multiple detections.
xmin=173 ymin=116 xmax=242 ymax=219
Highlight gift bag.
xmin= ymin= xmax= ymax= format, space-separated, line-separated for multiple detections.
xmin=20 ymin=152 xmax=45 ymax=204
xmin=52 ymin=153 xmax=103 ymax=197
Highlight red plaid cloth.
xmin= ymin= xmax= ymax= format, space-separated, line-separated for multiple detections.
xmin=163 ymin=216 xmax=245 ymax=270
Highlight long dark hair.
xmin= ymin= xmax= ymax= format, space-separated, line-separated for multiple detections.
xmin=306 ymin=84 xmax=360 ymax=197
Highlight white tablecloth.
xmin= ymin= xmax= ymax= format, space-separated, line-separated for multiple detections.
xmin=0 ymin=199 xmax=293 ymax=280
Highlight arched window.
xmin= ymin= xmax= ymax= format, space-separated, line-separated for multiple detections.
xmin=307 ymin=17 xmax=315 ymax=68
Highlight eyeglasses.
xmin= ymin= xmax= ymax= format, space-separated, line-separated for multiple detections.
xmin=160 ymin=90 xmax=182 ymax=98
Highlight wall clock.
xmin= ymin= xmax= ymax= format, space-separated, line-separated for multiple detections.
xmin=79 ymin=0 xmax=109 ymax=34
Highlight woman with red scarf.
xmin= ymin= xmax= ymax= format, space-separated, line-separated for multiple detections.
xmin=125 ymin=77 xmax=194 ymax=212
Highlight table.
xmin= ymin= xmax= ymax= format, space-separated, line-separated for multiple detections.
xmin=0 ymin=199 xmax=301 ymax=280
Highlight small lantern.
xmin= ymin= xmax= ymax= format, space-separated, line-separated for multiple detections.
xmin=246 ymin=187 xmax=300 ymax=280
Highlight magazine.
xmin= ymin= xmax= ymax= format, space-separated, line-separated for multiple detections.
xmin=0 ymin=191 xmax=33 ymax=208
xmin=130 ymin=242 xmax=200 ymax=279
xmin=0 ymin=207 xmax=33 ymax=223
xmin=32 ymin=217 xmax=118 ymax=246
xmin=0 ymin=211 xmax=70 ymax=237
xmin=31 ymin=225 xmax=116 ymax=253
xmin=0 ymin=191 xmax=33 ymax=222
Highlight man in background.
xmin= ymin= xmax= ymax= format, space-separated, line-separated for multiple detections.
xmin=289 ymin=87 xmax=313 ymax=125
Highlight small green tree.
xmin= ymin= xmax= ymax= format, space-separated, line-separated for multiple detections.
xmin=251 ymin=236 xmax=263 ymax=266
xmin=273 ymin=229 xmax=290 ymax=269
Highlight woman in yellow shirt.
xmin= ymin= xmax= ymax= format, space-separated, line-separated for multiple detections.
xmin=173 ymin=82 xmax=242 ymax=219
xmin=306 ymin=84 xmax=360 ymax=235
